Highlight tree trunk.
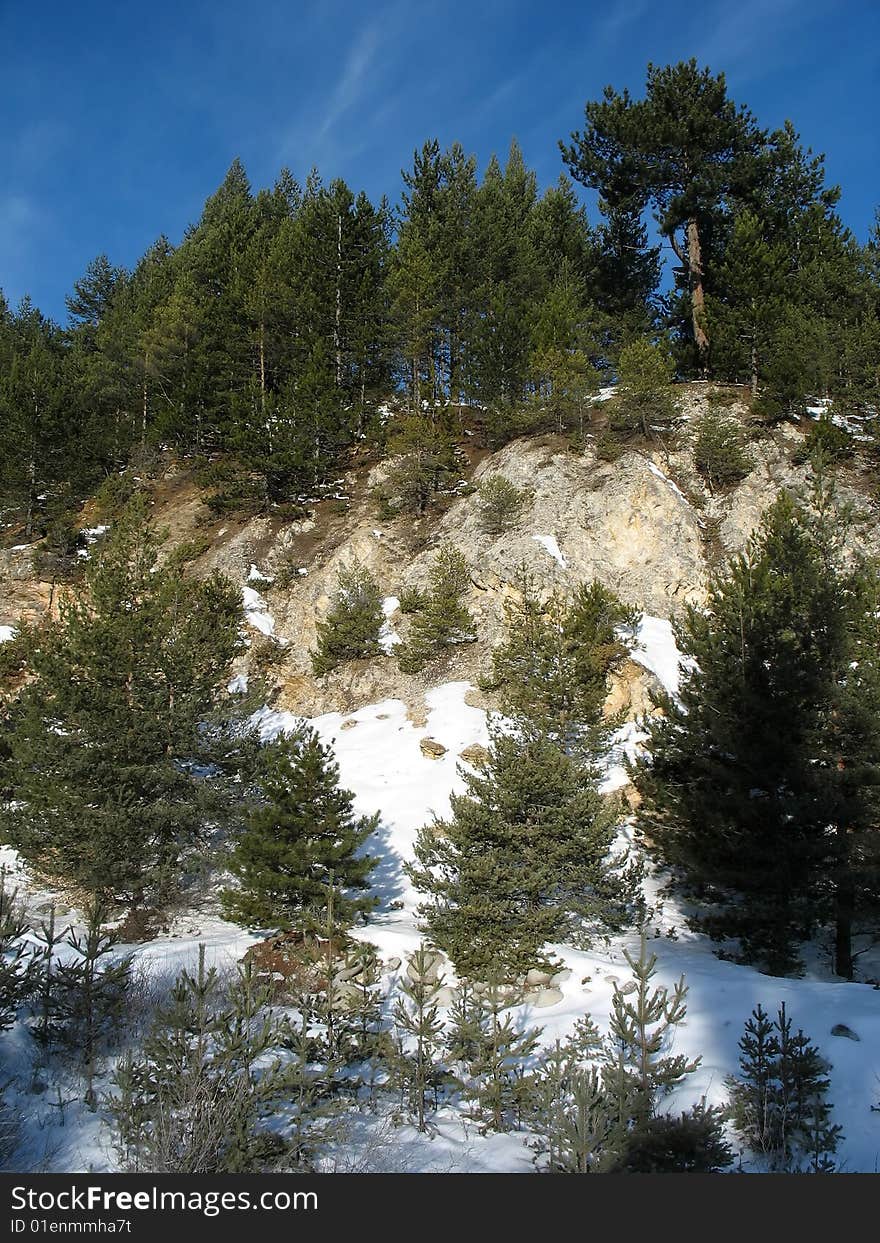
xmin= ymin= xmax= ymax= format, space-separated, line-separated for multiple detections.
xmin=334 ymin=212 xmax=343 ymax=389
xmin=686 ymin=217 xmax=710 ymax=369
xmin=834 ymin=848 xmax=854 ymax=980
xmin=259 ymin=322 xmax=266 ymax=415
xmin=141 ymin=369 xmax=149 ymax=445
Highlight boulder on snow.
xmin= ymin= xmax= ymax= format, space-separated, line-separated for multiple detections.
xmin=406 ymin=949 xmax=445 ymax=985
xmin=332 ymin=981 xmax=363 ymax=1009
xmin=830 ymin=1023 xmax=860 ymax=1041
xmin=523 ymin=987 xmax=564 ymax=1008
xmin=525 ymin=968 xmax=554 ymax=988
xmin=459 ymin=743 xmax=490 ymax=766
xmin=419 ymin=737 xmax=447 ymax=760
xmin=334 ymin=962 xmax=365 ymax=983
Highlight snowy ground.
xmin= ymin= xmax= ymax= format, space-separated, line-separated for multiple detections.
xmin=2 ymin=615 xmax=880 ymax=1172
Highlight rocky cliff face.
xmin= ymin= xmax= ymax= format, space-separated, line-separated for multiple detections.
xmin=3 ymin=385 xmax=877 ymax=723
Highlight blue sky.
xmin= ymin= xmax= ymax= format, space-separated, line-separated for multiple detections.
xmin=2 ymin=0 xmax=877 ymax=322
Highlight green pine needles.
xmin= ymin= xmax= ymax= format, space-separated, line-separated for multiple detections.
xmin=311 ymin=561 xmax=385 ymax=676
xmin=408 ymin=717 xmax=641 ymax=980
xmin=222 ymin=724 xmax=379 ymax=934
xmin=726 ymin=1003 xmax=842 ymax=1172
xmin=396 ymin=546 xmax=476 ymax=674
xmin=0 ymin=496 xmax=244 ymax=905
xmin=635 ymin=482 xmax=880 ymax=976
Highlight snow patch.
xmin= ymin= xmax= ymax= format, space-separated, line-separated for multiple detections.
xmin=247 ymin=563 xmax=274 ymax=585
xmin=644 ymin=459 xmax=693 ymax=511
xmin=379 ymin=597 xmax=402 ymax=653
xmin=630 ymin=614 xmax=689 ymax=698
xmin=600 ymin=720 xmax=647 ymax=793
xmin=532 ymin=534 xmax=567 ymax=568
xmin=807 ymin=397 xmax=874 ymax=442
xmin=0 ymin=625 xmax=16 ymax=644
xmin=242 ymin=585 xmax=276 ymax=637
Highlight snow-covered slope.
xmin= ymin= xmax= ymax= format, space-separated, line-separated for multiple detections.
xmin=3 ymin=632 xmax=879 ymax=1172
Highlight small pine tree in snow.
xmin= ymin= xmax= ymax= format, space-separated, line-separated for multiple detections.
xmin=0 ymin=871 xmax=32 ymax=1032
xmin=335 ymin=943 xmax=388 ymax=1099
xmin=29 ymin=907 xmax=67 ymax=1080
xmin=396 ymin=547 xmax=476 ymax=673
xmin=389 ymin=948 xmax=447 ymax=1132
xmin=527 ymin=1015 xmax=606 ymax=1173
xmin=53 ymin=903 xmax=133 ymax=1108
xmin=311 ymin=562 xmax=385 ymax=677
xmin=607 ymin=1103 xmax=733 ymax=1173
xmin=280 ymin=989 xmax=346 ymax=1164
xmin=449 ymin=980 xmax=543 ymax=1134
xmin=727 ymin=1002 xmax=842 ymax=1171
xmin=602 ymin=931 xmax=701 ymax=1128
xmin=222 ymin=725 xmax=379 ymax=934
xmin=111 ymin=946 xmax=290 ymax=1173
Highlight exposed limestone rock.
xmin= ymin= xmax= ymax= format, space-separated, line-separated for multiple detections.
xmin=459 ymin=743 xmax=489 ymax=765
xmin=419 ymin=737 xmax=447 ymax=760
xmin=605 ymin=658 xmax=663 ymax=720
xmin=7 ymin=386 xmax=879 ymax=733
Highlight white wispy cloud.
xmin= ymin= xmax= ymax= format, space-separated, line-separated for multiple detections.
xmin=316 ymin=23 xmax=381 ymax=143
xmin=0 ymin=191 xmax=45 ymax=302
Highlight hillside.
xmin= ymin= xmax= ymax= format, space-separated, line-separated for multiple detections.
xmin=1 ymin=387 xmax=880 ymax=1172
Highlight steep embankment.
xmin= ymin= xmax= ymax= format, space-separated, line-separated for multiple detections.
xmin=3 ymin=385 xmax=879 ymax=729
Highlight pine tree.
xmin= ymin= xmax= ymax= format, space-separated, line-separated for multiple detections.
xmin=53 ymin=904 xmax=132 ymax=1107
xmin=389 ymin=948 xmax=447 ymax=1132
xmin=606 ymin=1103 xmax=733 ymax=1173
xmin=111 ymin=946 xmax=291 ymax=1173
xmin=476 ymin=475 xmax=530 ymax=536
xmin=563 ymin=61 xmax=767 ymax=367
xmin=333 ymin=942 xmax=387 ymax=1089
xmin=396 ymin=546 xmax=476 ymax=673
xmin=450 ymin=980 xmax=542 ymax=1133
xmin=0 ymin=871 xmax=32 ymax=1032
xmin=385 ymin=412 xmax=460 ymax=514
xmin=636 ymin=486 xmax=880 ymax=975
xmin=726 ymin=1003 xmax=842 ymax=1171
xmin=529 ymin=1041 xmax=611 ymax=1173
xmin=222 ymin=725 xmax=379 ymax=934
xmin=408 ymin=717 xmax=639 ymax=980
xmin=0 ymin=497 xmax=244 ymax=904
xmin=607 ymin=337 xmax=677 ymax=439
xmin=601 ymin=932 xmax=701 ymax=1128
xmin=486 ymin=572 xmax=638 ymax=751
xmin=311 ymin=562 xmax=385 ymax=676
xmin=29 ymin=906 xmax=65 ymax=1059
xmin=692 ymin=405 xmax=753 ymax=491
